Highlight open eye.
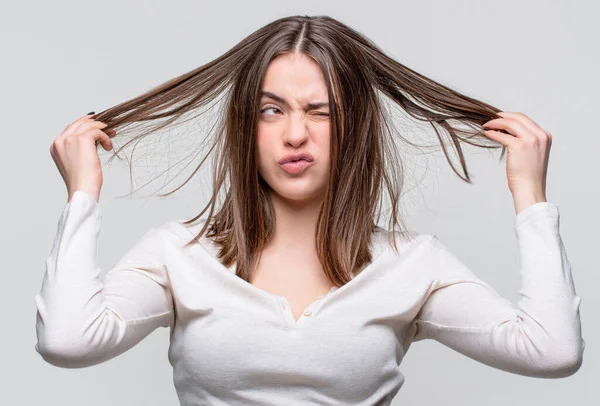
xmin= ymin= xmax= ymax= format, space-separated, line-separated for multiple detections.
xmin=260 ymin=106 xmax=282 ymax=116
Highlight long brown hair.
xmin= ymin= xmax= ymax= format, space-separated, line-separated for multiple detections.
xmin=92 ymin=15 xmax=505 ymax=287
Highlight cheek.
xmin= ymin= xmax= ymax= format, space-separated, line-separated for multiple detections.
xmin=316 ymin=126 xmax=331 ymax=165
xmin=255 ymin=123 xmax=273 ymax=150
xmin=255 ymin=129 xmax=272 ymax=172
xmin=255 ymin=126 xmax=265 ymax=154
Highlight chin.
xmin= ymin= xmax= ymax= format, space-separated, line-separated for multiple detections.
xmin=269 ymin=180 xmax=327 ymax=203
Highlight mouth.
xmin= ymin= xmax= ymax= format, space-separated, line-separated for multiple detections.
xmin=278 ymin=152 xmax=315 ymax=165
xmin=279 ymin=159 xmax=314 ymax=175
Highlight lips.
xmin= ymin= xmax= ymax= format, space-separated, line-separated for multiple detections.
xmin=278 ymin=152 xmax=314 ymax=165
xmin=279 ymin=159 xmax=314 ymax=175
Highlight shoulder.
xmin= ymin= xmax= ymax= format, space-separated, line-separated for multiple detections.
xmin=373 ymin=225 xmax=435 ymax=256
xmin=373 ymin=227 xmax=469 ymax=274
xmin=152 ymin=217 xmax=212 ymax=244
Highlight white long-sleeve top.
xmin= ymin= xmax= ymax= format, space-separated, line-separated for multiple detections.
xmin=34 ymin=190 xmax=585 ymax=405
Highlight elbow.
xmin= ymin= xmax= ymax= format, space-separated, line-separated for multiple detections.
xmin=541 ymin=341 xmax=585 ymax=378
xmin=547 ymin=354 xmax=583 ymax=378
xmin=560 ymin=344 xmax=585 ymax=377
xmin=35 ymin=335 xmax=99 ymax=369
xmin=34 ymin=303 xmax=124 ymax=368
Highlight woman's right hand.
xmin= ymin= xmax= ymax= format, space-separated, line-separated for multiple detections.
xmin=50 ymin=113 xmax=116 ymax=203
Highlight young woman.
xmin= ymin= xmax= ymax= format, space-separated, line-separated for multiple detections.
xmin=36 ymin=14 xmax=585 ymax=405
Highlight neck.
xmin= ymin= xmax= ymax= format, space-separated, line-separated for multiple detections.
xmin=266 ymin=190 xmax=324 ymax=255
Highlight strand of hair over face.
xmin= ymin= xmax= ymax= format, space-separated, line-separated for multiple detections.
xmin=90 ymin=15 xmax=506 ymax=286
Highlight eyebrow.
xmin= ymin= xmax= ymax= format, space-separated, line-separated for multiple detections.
xmin=261 ymin=91 xmax=329 ymax=110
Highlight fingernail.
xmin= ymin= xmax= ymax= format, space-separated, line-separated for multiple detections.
xmin=87 ymin=111 xmax=95 ymax=115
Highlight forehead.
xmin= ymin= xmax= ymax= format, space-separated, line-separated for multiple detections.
xmin=261 ymin=53 xmax=328 ymax=100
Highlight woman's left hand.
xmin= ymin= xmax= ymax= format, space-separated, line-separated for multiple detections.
xmin=482 ymin=111 xmax=551 ymax=214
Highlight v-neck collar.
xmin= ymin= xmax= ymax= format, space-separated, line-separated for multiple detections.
xmin=177 ymin=222 xmax=390 ymax=330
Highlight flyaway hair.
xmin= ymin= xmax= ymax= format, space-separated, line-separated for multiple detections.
xmin=91 ymin=15 xmax=505 ymax=286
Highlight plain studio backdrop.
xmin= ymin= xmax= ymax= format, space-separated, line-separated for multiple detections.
xmin=1 ymin=0 xmax=596 ymax=405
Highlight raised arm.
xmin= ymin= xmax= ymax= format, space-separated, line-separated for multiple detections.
xmin=34 ymin=190 xmax=175 ymax=368
xmin=410 ymin=202 xmax=585 ymax=378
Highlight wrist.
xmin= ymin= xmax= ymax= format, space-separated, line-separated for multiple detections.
xmin=513 ymin=193 xmax=547 ymax=215
xmin=68 ymin=187 xmax=100 ymax=204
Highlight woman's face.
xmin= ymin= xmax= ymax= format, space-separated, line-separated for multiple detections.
xmin=256 ymin=52 xmax=331 ymax=205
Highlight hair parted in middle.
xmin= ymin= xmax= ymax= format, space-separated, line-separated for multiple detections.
xmin=92 ymin=15 xmax=505 ymax=287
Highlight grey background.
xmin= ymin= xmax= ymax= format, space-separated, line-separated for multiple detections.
xmin=2 ymin=0 xmax=596 ymax=404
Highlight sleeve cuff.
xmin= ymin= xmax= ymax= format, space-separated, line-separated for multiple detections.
xmin=514 ymin=201 xmax=559 ymax=230
xmin=68 ymin=190 xmax=102 ymax=218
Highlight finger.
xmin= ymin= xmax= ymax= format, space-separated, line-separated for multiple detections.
xmin=59 ymin=120 xmax=109 ymax=143
xmin=86 ymin=128 xmax=114 ymax=151
xmin=482 ymin=117 xmax=535 ymax=140
xmin=497 ymin=111 xmax=549 ymax=139
xmin=61 ymin=113 xmax=97 ymax=138
xmin=70 ymin=118 xmax=109 ymax=138
xmin=482 ymin=129 xmax=518 ymax=147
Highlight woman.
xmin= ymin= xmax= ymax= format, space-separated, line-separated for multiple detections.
xmin=35 ymin=14 xmax=585 ymax=405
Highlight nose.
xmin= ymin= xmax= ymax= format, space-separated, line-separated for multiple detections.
xmin=282 ymin=114 xmax=310 ymax=147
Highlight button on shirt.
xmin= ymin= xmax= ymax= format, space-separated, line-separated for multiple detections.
xmin=34 ymin=191 xmax=586 ymax=405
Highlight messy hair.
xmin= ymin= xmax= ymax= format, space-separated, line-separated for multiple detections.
xmin=92 ymin=15 xmax=504 ymax=286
